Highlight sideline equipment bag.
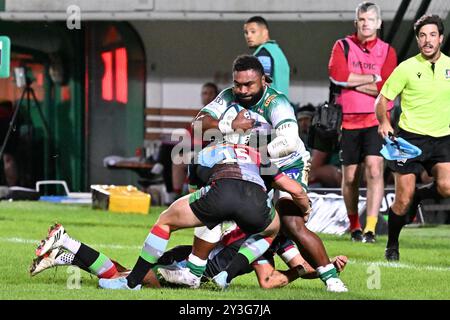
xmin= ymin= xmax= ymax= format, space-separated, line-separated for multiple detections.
xmin=308 ymin=101 xmax=342 ymax=152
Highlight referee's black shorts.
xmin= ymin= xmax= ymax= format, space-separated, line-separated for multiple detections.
xmin=387 ymin=129 xmax=450 ymax=176
xmin=189 ymin=179 xmax=274 ymax=235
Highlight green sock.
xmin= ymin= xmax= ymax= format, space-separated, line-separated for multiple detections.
xmin=186 ymin=254 xmax=207 ymax=277
xmin=317 ymin=264 xmax=338 ymax=283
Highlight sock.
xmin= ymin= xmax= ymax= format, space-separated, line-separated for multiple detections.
xmin=317 ymin=263 xmax=339 ymax=284
xmin=74 ymin=243 xmax=117 ymax=279
xmin=186 ymin=253 xmax=207 ymax=277
xmin=127 ymin=225 xmax=170 ymax=288
xmin=225 ymin=235 xmax=272 ymax=283
xmin=62 ymin=234 xmax=81 ymax=254
xmin=71 ymin=256 xmax=93 ymax=274
xmin=406 ymin=182 xmax=441 ymax=223
xmin=238 ymin=235 xmax=272 ymax=263
xmin=387 ymin=207 xmax=408 ymax=248
xmin=55 ymin=251 xmax=75 ymax=266
xmin=415 ymin=182 xmax=442 ymax=202
xmin=127 ymin=257 xmax=153 ymax=288
xmin=278 ymin=245 xmax=300 ymax=265
xmin=364 ymin=216 xmax=378 ymax=234
xmin=52 ymin=250 xmax=92 ymax=274
xmin=348 ymin=213 xmax=361 ymax=231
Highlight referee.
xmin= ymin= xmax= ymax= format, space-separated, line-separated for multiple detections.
xmin=375 ymin=14 xmax=450 ymax=261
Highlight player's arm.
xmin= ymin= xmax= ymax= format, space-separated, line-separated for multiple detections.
xmin=142 ymin=269 xmax=162 ymax=288
xmin=260 ymin=151 xmax=311 ymax=218
xmin=253 ymin=254 xmax=312 ymax=288
xmin=276 ymin=240 xmax=348 ymax=282
xmin=283 ymin=255 xmax=348 ymax=280
xmin=272 ymin=175 xmax=311 ymax=219
xmin=272 ymin=243 xmax=314 ymax=283
xmin=253 ymin=252 xmax=348 ymax=288
xmin=253 ymin=262 xmax=292 ymax=289
xmin=375 ymin=93 xmax=394 ymax=138
xmin=193 ymin=111 xmax=220 ymax=132
xmin=193 ymin=110 xmax=255 ymax=136
xmin=192 ymin=90 xmax=255 ymax=134
xmin=267 ymin=122 xmax=302 ymax=158
xmin=276 ymin=255 xmax=348 ymax=284
xmin=266 ymin=98 xmax=303 ymax=158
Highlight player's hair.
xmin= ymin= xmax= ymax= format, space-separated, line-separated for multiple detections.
xmin=245 ymin=16 xmax=269 ymax=29
xmin=232 ymin=54 xmax=265 ymax=77
xmin=414 ymin=14 xmax=444 ymax=36
xmin=355 ymin=2 xmax=381 ymax=20
xmin=202 ymin=82 xmax=219 ymax=96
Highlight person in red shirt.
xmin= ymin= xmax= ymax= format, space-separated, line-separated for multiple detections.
xmin=328 ymin=2 xmax=397 ymax=243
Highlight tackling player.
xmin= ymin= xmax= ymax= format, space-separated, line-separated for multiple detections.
xmin=30 ymin=223 xmax=347 ymax=289
xmin=187 ymin=54 xmax=347 ymax=292
xmin=91 ymin=136 xmax=312 ymax=289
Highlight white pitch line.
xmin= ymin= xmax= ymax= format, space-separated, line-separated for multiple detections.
xmin=0 ymin=237 xmax=140 ymax=250
xmin=2 ymin=237 xmax=449 ymax=272
xmin=347 ymin=259 xmax=450 ymax=272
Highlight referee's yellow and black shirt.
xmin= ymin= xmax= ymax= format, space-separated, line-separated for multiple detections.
xmin=381 ymin=52 xmax=450 ymax=137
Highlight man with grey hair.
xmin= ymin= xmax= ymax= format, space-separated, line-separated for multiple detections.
xmin=328 ymin=2 xmax=397 ymax=243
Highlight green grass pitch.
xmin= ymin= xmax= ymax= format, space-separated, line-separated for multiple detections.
xmin=0 ymin=201 xmax=449 ymax=300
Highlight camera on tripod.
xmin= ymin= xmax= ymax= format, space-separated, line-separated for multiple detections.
xmin=13 ymin=66 xmax=35 ymax=88
xmin=1 ymin=63 xmax=50 ymax=161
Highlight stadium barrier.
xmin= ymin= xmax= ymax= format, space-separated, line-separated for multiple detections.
xmin=307 ymin=187 xmax=450 ymax=235
xmin=306 ymin=187 xmax=393 ymax=236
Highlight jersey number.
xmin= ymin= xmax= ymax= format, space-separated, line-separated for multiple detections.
xmin=219 ymin=147 xmax=252 ymax=164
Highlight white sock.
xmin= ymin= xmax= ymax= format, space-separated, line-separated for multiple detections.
xmin=316 ymin=263 xmax=334 ymax=275
xmin=188 ymin=253 xmax=208 ymax=266
xmin=55 ymin=251 xmax=75 ymax=266
xmin=62 ymin=234 xmax=81 ymax=254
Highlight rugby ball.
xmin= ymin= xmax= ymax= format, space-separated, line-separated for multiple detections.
xmin=220 ymin=104 xmax=252 ymax=145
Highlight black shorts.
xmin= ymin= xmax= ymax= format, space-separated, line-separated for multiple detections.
xmin=340 ymin=126 xmax=383 ymax=165
xmin=387 ymin=129 xmax=450 ymax=176
xmin=156 ymin=245 xmax=193 ymax=266
xmin=189 ymin=179 xmax=274 ymax=235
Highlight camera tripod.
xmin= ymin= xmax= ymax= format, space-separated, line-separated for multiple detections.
xmin=0 ymin=79 xmax=51 ymax=163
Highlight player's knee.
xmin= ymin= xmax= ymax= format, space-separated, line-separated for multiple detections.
xmin=365 ymin=165 xmax=382 ymax=181
xmin=436 ymin=180 xmax=450 ymax=198
xmin=156 ymin=212 xmax=177 ymax=231
xmin=342 ymin=175 xmax=358 ymax=188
